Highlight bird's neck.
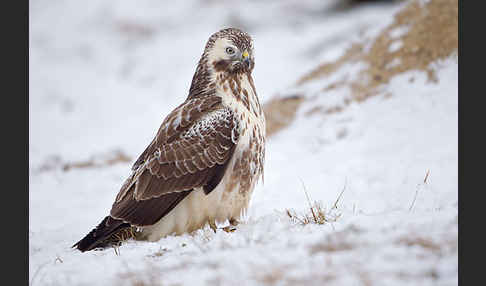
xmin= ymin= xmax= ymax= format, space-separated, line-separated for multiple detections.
xmin=187 ymin=60 xmax=215 ymax=100
xmin=216 ymin=71 xmax=264 ymax=123
xmin=187 ymin=62 xmax=264 ymax=124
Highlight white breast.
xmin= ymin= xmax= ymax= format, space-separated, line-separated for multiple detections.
xmin=220 ymin=73 xmax=265 ymax=127
xmin=140 ymin=145 xmax=259 ymax=241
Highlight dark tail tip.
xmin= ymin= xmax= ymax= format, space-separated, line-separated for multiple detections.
xmin=73 ymin=216 xmax=131 ymax=252
xmin=72 ymin=227 xmax=101 ymax=252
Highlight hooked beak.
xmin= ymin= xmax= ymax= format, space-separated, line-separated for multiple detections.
xmin=241 ymin=50 xmax=250 ymax=68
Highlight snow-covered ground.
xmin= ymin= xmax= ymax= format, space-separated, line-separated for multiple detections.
xmin=29 ymin=0 xmax=457 ymax=285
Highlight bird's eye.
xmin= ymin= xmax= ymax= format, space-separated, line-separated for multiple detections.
xmin=226 ymin=47 xmax=235 ymax=55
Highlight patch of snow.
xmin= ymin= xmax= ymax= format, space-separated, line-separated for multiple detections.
xmin=389 ymin=40 xmax=403 ymax=53
xmin=30 ymin=0 xmax=457 ymax=285
xmin=389 ymin=25 xmax=411 ymax=39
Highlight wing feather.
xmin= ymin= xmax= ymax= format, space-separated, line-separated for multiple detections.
xmin=110 ymin=96 xmax=239 ymax=226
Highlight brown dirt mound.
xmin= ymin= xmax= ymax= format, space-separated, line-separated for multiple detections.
xmin=263 ymin=0 xmax=458 ymax=136
xmin=264 ymin=95 xmax=305 ymax=137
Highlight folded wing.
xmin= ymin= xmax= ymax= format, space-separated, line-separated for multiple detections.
xmin=110 ymin=97 xmax=240 ymax=227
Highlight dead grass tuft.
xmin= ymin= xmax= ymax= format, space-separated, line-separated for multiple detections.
xmin=286 ymin=179 xmax=345 ymax=225
xmin=286 ymin=201 xmax=336 ymax=225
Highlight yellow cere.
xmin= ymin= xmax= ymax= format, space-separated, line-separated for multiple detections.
xmin=242 ymin=51 xmax=249 ymax=59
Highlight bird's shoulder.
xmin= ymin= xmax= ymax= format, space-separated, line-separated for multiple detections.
xmin=131 ymin=95 xmax=240 ymax=172
xmin=114 ymin=95 xmax=241 ymax=203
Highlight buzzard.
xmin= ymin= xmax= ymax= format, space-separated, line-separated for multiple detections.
xmin=73 ymin=28 xmax=266 ymax=252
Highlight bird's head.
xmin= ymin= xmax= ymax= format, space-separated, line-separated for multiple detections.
xmin=203 ymin=27 xmax=255 ymax=74
xmin=188 ymin=28 xmax=256 ymax=99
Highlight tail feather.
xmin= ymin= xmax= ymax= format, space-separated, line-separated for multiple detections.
xmin=73 ymin=216 xmax=132 ymax=252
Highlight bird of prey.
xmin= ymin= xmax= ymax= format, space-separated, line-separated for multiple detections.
xmin=73 ymin=28 xmax=266 ymax=252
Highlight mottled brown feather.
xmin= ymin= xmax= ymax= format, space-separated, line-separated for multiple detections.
xmin=75 ymin=28 xmax=263 ymax=252
xmin=110 ymin=99 xmax=239 ymax=226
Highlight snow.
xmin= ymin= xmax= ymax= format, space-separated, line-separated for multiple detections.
xmin=389 ymin=40 xmax=404 ymax=53
xmin=389 ymin=25 xmax=411 ymax=39
xmin=30 ymin=0 xmax=457 ymax=285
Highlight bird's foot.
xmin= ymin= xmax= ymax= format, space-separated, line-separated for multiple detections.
xmin=209 ymin=220 xmax=218 ymax=233
xmin=222 ymin=218 xmax=239 ymax=233
xmin=229 ymin=218 xmax=239 ymax=226
xmin=222 ymin=226 xmax=237 ymax=233
xmin=208 ymin=218 xmax=240 ymax=233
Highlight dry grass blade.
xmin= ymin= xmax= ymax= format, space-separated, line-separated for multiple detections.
xmin=423 ymin=169 xmax=430 ymax=184
xmin=409 ymin=169 xmax=430 ymax=211
xmin=286 ymin=180 xmax=343 ymax=225
xmin=300 ymin=179 xmax=318 ymax=223
xmin=287 ymin=201 xmax=340 ymax=225
xmin=332 ymin=178 xmax=347 ymax=210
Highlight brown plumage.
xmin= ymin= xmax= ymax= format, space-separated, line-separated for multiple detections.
xmin=74 ymin=28 xmax=265 ymax=252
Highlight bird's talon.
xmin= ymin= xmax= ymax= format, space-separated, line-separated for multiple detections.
xmin=209 ymin=221 xmax=218 ymax=233
xmin=229 ymin=218 xmax=239 ymax=226
xmin=222 ymin=226 xmax=237 ymax=233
